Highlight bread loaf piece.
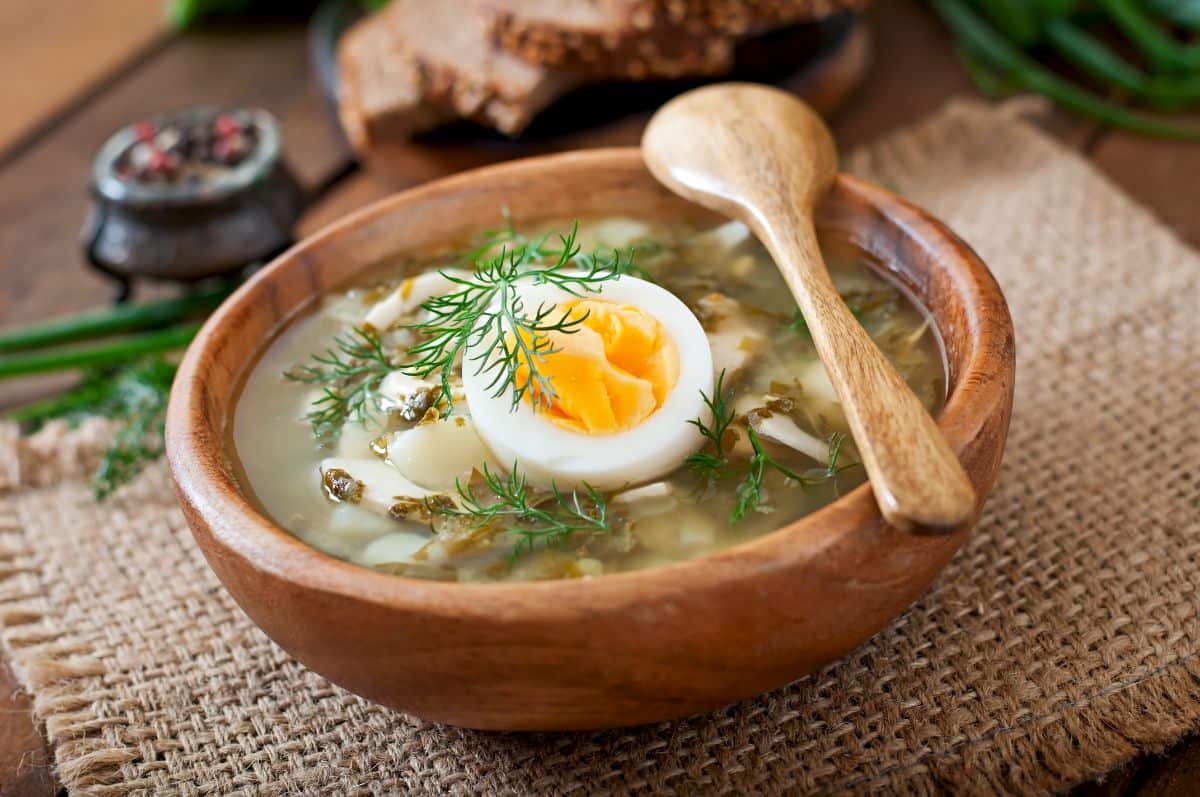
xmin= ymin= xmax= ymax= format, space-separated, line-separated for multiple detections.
xmin=483 ymin=0 xmax=865 ymax=79
xmin=336 ymin=17 xmax=449 ymax=153
xmin=388 ymin=0 xmax=581 ymax=134
xmin=483 ymin=0 xmax=737 ymax=80
xmin=337 ymin=0 xmax=581 ymax=149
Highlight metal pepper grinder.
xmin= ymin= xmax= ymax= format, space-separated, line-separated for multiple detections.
xmin=82 ymin=107 xmax=304 ymax=302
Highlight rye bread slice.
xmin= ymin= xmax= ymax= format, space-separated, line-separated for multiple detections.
xmin=483 ymin=0 xmax=865 ymax=78
xmin=336 ymin=16 xmax=450 ymax=153
xmin=384 ymin=0 xmax=580 ymax=135
xmin=483 ymin=0 xmax=736 ymax=80
xmin=698 ymin=0 xmax=869 ymax=35
xmin=337 ymin=0 xmax=581 ymax=147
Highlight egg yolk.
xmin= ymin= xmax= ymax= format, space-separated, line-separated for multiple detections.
xmin=518 ymin=299 xmax=679 ymax=434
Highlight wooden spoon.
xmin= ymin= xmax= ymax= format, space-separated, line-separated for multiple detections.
xmin=642 ymin=83 xmax=975 ymax=533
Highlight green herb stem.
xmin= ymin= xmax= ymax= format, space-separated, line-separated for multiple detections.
xmin=685 ymin=369 xmax=735 ymax=480
xmin=90 ymin=360 xmax=177 ymax=499
xmin=7 ymin=382 xmax=112 ymax=424
xmin=6 ymin=357 xmax=178 ymax=498
xmin=955 ymin=43 xmax=1018 ymax=98
xmin=0 ymin=324 xmax=200 ymax=380
xmin=731 ymin=429 xmax=852 ymax=525
xmin=1146 ymin=0 xmax=1200 ymax=31
xmin=0 ymin=285 xmax=230 ymax=354
xmin=973 ymin=0 xmax=1042 ymax=46
xmin=1041 ymin=17 xmax=1200 ymax=109
xmin=1042 ymin=17 xmax=1146 ymax=95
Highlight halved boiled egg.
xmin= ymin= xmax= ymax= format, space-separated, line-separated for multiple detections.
xmin=462 ymin=275 xmax=713 ymax=490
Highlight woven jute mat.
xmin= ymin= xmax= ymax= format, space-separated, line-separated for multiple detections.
xmin=1 ymin=100 xmax=1198 ymax=796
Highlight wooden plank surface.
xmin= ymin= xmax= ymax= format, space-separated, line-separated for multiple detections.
xmin=1089 ymin=129 xmax=1200 ymax=249
xmin=0 ymin=0 xmax=169 ymax=159
xmin=0 ymin=23 xmax=350 ymax=410
xmin=1138 ymin=742 xmax=1200 ymax=796
xmin=0 ymin=23 xmax=347 ymax=329
xmin=0 ymin=661 xmax=55 ymax=797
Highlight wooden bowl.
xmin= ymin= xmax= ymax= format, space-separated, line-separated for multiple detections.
xmin=165 ymin=149 xmax=1015 ymax=731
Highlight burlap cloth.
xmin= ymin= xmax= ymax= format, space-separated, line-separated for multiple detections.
xmin=1 ymin=100 xmax=1197 ymax=796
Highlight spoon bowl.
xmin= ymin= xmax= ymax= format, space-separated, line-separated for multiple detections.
xmin=642 ymin=82 xmax=838 ymax=220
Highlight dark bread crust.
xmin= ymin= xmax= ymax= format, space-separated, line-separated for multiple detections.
xmin=484 ymin=0 xmax=866 ymax=79
xmin=696 ymin=0 xmax=869 ymax=34
xmin=485 ymin=0 xmax=736 ymax=79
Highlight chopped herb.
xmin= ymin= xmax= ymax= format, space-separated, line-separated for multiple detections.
xmin=449 ymin=210 xmax=527 ymax=269
xmin=321 ymin=468 xmax=364 ymax=504
xmin=429 ymin=462 xmax=609 ymax=563
xmin=392 ymin=385 xmax=438 ymax=423
xmin=389 ymin=494 xmax=453 ymax=522
xmin=284 ymin=326 xmax=393 ymax=440
xmin=685 ymin=369 xmax=735 ymax=480
xmin=578 ymin=237 xmax=661 ymax=282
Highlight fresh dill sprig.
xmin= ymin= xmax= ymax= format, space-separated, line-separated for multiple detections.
xmin=284 ymin=326 xmax=393 ymax=440
xmin=92 ymin=369 xmax=171 ymax=499
xmin=11 ymin=357 xmax=178 ymax=499
xmin=281 ymin=219 xmax=651 ymax=439
xmin=685 ymin=369 xmax=735 ymax=480
xmin=401 ymin=222 xmax=637 ymax=413
xmin=731 ymin=429 xmax=854 ymax=525
xmin=431 ymin=462 xmax=609 ymax=563
xmin=451 ymin=209 xmax=527 ymax=268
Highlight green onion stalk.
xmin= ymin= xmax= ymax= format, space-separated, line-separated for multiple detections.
xmin=931 ymin=0 xmax=1200 ymax=139
xmin=0 ymin=323 xmax=201 ymax=380
xmin=0 ymin=284 xmax=229 ymax=354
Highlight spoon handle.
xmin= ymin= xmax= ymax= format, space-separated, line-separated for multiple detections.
xmin=762 ymin=216 xmax=976 ymax=533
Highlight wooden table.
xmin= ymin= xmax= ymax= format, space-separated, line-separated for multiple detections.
xmin=0 ymin=1 xmax=1196 ymax=793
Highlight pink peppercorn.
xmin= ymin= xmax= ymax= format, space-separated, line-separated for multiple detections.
xmin=133 ymin=121 xmax=156 ymax=143
xmin=213 ymin=114 xmax=242 ymax=137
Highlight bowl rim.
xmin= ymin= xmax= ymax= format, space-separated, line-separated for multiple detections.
xmin=166 ymin=147 xmax=1013 ymax=623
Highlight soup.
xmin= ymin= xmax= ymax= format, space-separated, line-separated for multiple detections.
xmin=234 ymin=216 xmax=945 ymax=582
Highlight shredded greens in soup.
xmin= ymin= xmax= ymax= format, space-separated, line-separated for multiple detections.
xmin=233 ymin=216 xmax=945 ymax=582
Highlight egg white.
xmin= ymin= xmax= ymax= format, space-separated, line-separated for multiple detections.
xmin=462 ymin=275 xmax=714 ymax=490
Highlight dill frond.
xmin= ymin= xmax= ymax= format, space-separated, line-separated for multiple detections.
xmin=685 ymin=369 xmax=735 ymax=480
xmin=429 ymin=462 xmax=609 ymax=564
xmin=282 ymin=218 xmax=657 ymax=438
xmin=401 ymin=222 xmax=636 ymax=413
xmin=730 ymin=429 xmax=855 ymax=525
xmin=284 ymin=326 xmax=393 ymax=440
xmin=11 ymin=357 xmax=178 ymax=499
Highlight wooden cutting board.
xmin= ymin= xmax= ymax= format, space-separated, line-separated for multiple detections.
xmin=322 ymin=13 xmax=872 ymax=189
